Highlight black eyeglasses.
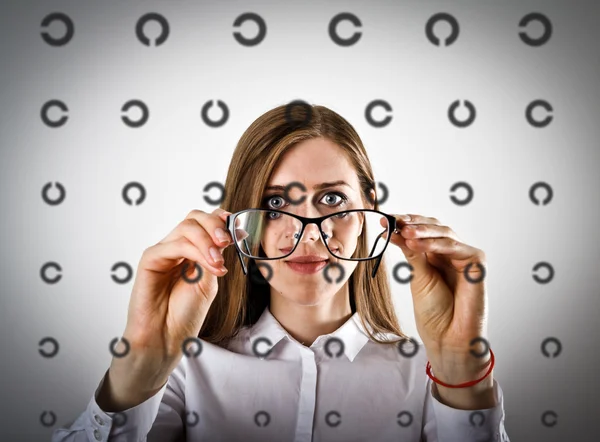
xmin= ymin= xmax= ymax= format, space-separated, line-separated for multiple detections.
xmin=225 ymin=208 xmax=397 ymax=278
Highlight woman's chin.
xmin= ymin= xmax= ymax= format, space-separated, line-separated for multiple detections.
xmin=274 ymin=289 xmax=327 ymax=306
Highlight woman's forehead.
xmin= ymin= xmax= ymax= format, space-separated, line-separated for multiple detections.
xmin=265 ymin=178 xmax=356 ymax=192
xmin=272 ymin=138 xmax=355 ymax=174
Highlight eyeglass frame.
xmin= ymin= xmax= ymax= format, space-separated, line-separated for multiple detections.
xmin=225 ymin=208 xmax=397 ymax=279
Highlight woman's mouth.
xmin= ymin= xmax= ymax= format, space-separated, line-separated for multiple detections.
xmin=285 ymin=260 xmax=329 ymax=274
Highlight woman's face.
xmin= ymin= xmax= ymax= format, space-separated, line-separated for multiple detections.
xmin=256 ymin=137 xmax=371 ymax=306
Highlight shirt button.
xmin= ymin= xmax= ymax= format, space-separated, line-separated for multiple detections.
xmin=93 ymin=428 xmax=102 ymax=440
xmin=94 ymin=414 xmax=104 ymax=425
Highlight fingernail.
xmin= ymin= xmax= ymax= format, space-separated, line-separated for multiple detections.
xmin=215 ymin=228 xmax=229 ymax=243
xmin=209 ymin=246 xmax=224 ymax=263
xmin=398 ymin=215 xmax=411 ymax=222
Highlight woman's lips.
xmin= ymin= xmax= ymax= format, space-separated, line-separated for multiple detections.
xmin=285 ymin=260 xmax=328 ymax=274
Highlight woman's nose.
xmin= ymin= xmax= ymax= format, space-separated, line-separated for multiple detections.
xmin=297 ymin=223 xmax=322 ymax=242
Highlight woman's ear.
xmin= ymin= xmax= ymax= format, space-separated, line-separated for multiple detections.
xmin=368 ymin=188 xmax=377 ymax=208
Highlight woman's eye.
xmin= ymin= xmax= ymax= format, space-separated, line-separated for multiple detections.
xmin=321 ymin=192 xmax=347 ymax=206
xmin=266 ymin=195 xmax=286 ymax=208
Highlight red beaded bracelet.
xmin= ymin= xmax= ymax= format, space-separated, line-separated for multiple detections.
xmin=425 ymin=348 xmax=495 ymax=388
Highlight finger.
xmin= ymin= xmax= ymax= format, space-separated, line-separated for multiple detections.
xmin=234 ymin=228 xmax=249 ymax=241
xmin=380 ymin=217 xmax=430 ymax=273
xmin=144 ymin=236 xmax=226 ymax=276
xmin=380 ymin=215 xmax=432 ymax=275
xmin=398 ymin=224 xmax=460 ymax=242
xmin=183 ymin=219 xmax=230 ymax=268
xmin=396 ymin=214 xmax=442 ymax=226
xmin=379 ymin=214 xmax=443 ymax=236
xmin=156 ymin=219 xmax=229 ymax=274
xmin=381 ymin=214 xmax=459 ymax=262
xmin=228 ymin=212 xmax=249 ymax=242
xmin=162 ymin=209 xmax=233 ymax=247
xmin=401 ymin=236 xmax=483 ymax=264
xmin=405 ymin=237 xmax=487 ymax=284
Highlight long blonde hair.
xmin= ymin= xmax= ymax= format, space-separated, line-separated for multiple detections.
xmin=199 ymin=102 xmax=408 ymax=347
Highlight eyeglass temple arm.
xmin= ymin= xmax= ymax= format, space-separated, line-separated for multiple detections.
xmin=371 ymin=216 xmax=397 ymax=278
xmin=368 ymin=231 xmax=385 ymax=259
xmin=370 ymin=231 xmax=386 ymax=278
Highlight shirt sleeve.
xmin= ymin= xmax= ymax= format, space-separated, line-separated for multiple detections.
xmin=421 ymin=377 xmax=510 ymax=442
xmin=51 ymin=361 xmax=186 ymax=442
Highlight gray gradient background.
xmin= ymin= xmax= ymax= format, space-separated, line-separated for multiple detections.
xmin=1 ymin=0 xmax=599 ymax=441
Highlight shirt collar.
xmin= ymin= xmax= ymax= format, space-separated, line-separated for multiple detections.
xmin=247 ymin=306 xmax=375 ymax=362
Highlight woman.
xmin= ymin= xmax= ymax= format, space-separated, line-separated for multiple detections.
xmin=52 ymin=103 xmax=509 ymax=441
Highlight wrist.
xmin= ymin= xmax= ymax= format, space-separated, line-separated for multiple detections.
xmin=427 ymin=350 xmax=497 ymax=410
xmin=427 ymin=347 xmax=493 ymax=384
xmin=433 ymin=373 xmax=496 ymax=410
xmin=108 ymin=353 xmax=174 ymax=394
xmin=96 ymin=366 xmax=167 ymax=412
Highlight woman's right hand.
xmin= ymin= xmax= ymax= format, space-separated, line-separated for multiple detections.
xmin=98 ymin=208 xmax=238 ymax=411
xmin=124 ymin=208 xmax=235 ymax=356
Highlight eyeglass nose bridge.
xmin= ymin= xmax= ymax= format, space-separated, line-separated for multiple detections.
xmin=293 ymin=222 xmax=329 ymax=241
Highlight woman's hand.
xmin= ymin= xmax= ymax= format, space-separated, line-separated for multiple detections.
xmin=125 ymin=208 xmax=233 ymax=356
xmin=382 ymin=214 xmax=492 ymax=386
xmin=98 ymin=208 xmax=235 ymax=412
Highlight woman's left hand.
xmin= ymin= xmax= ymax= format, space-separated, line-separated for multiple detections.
xmin=382 ymin=213 xmax=491 ymax=382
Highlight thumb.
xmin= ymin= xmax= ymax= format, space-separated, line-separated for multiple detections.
xmin=181 ymin=258 xmax=220 ymax=301
xmin=197 ymin=265 xmax=220 ymax=301
xmin=194 ymin=207 xmax=232 ymax=297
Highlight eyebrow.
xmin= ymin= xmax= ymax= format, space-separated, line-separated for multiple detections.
xmin=264 ymin=180 xmax=352 ymax=192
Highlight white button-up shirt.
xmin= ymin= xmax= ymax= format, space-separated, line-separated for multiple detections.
xmin=52 ymin=306 xmax=510 ymax=442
